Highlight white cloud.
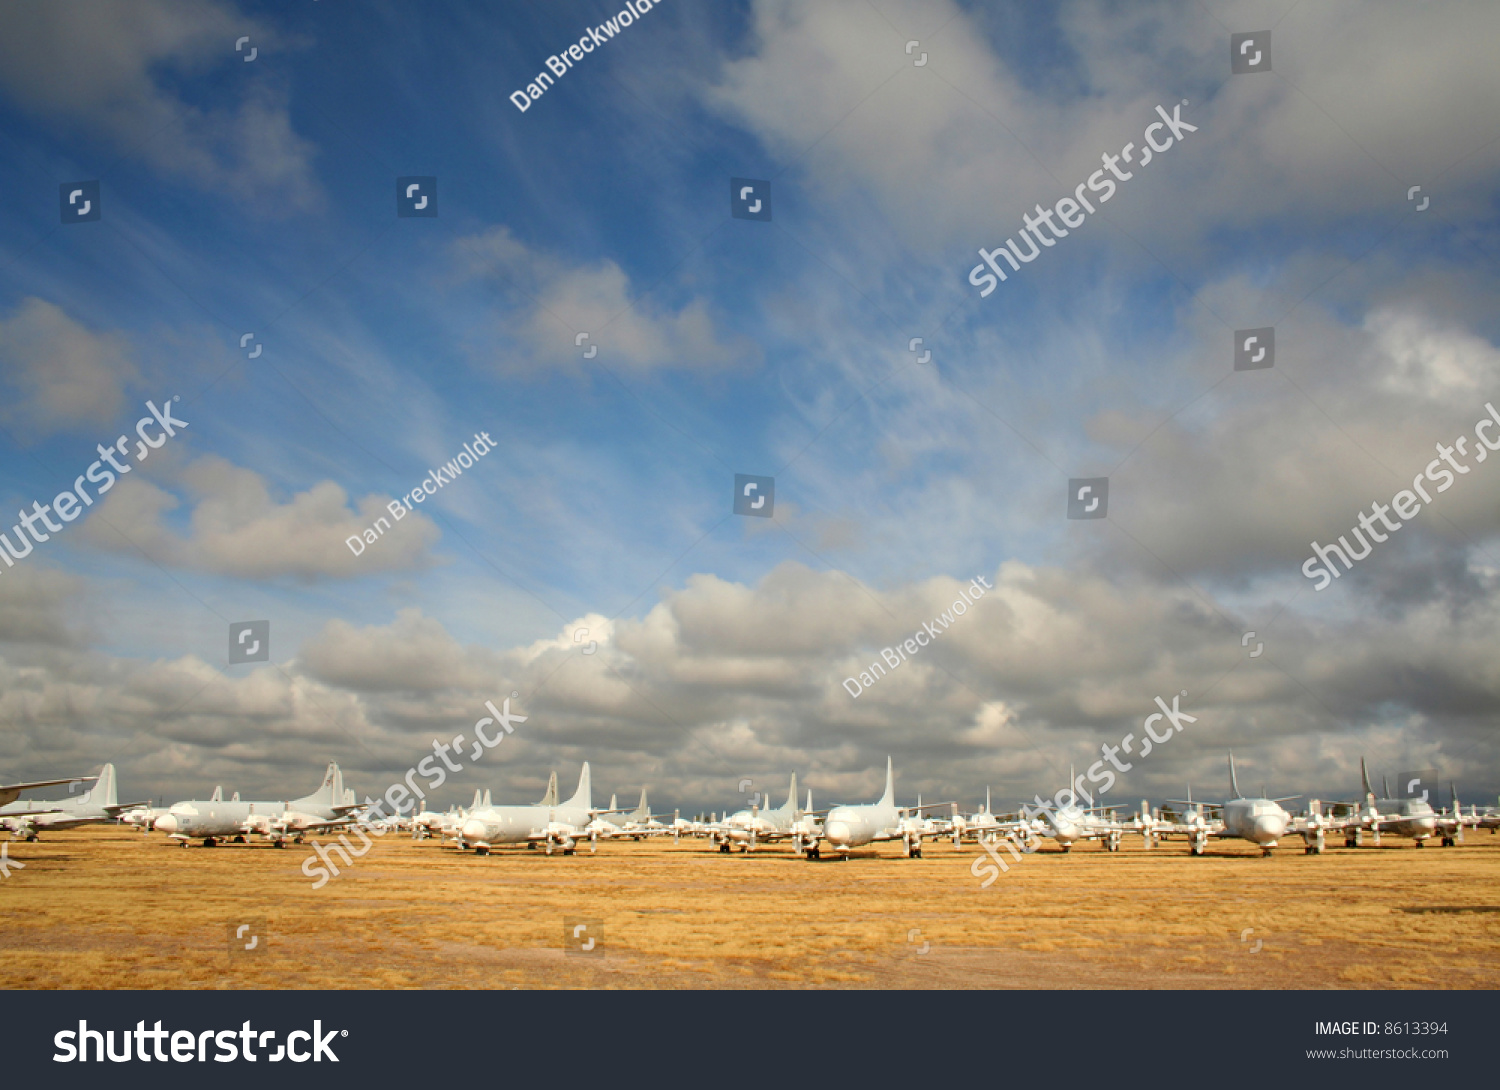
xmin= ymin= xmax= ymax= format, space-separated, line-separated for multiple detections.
xmin=0 ymin=298 xmax=139 ymax=441
xmin=78 ymin=455 xmax=442 ymax=579
xmin=456 ymin=226 xmax=757 ymax=374
xmin=0 ymin=0 xmax=318 ymax=210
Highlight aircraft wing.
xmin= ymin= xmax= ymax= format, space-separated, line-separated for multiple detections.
xmin=0 ymin=776 xmax=96 ymax=808
xmin=104 ymin=801 xmax=153 ymax=817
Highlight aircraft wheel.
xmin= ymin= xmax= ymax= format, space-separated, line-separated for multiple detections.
xmin=233 ymin=835 xmax=246 ymax=844
xmin=527 ymin=842 xmax=536 ymax=849
xmin=26 ymin=833 xmax=37 ymax=842
xmin=274 ymin=840 xmax=285 ymax=849
xmin=809 ymin=847 xmax=819 ymax=859
xmin=564 ymin=848 xmax=575 ymax=856
xmin=1415 ymin=840 xmax=1424 ymax=848
xmin=475 ymin=846 xmax=489 ymax=856
xmin=204 ymin=838 xmax=216 ymax=847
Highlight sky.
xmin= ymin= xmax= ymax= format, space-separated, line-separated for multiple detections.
xmin=0 ymin=0 xmax=1498 ymax=816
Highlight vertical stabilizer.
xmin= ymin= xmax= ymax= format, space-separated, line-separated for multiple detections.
xmin=985 ymin=786 xmax=991 ymax=815
xmin=80 ymin=764 xmax=117 ymax=808
xmin=785 ymin=773 xmax=798 ymax=813
xmin=633 ymin=788 xmax=649 ymax=821
xmin=879 ymin=756 xmax=894 ymax=806
xmin=566 ymin=763 xmax=592 ymax=811
xmin=805 ymin=789 xmax=812 ymax=814
xmin=210 ymin=786 xmax=223 ymax=802
xmin=1228 ymin=753 xmax=1242 ymax=799
xmin=537 ymin=771 xmax=558 ymax=807
xmin=1382 ymin=775 xmax=1391 ymax=799
xmin=482 ymin=789 xmax=492 ymax=808
xmin=470 ymin=789 xmax=482 ymax=810
xmin=1360 ymin=757 xmax=1374 ymax=799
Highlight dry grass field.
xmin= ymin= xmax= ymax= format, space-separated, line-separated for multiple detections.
xmin=2 ymin=825 xmax=1498 ymax=989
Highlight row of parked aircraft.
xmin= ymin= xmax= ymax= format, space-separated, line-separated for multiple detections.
xmin=4 ymin=756 xmax=1496 ymax=860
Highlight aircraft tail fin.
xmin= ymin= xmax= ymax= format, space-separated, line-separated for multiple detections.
xmin=985 ymin=786 xmax=991 ymax=814
xmin=210 ymin=785 xmax=223 ymax=802
xmin=1360 ymin=757 xmax=1374 ymax=798
xmin=786 ymin=772 xmax=798 ymax=813
xmin=879 ymin=756 xmax=894 ymax=806
xmin=482 ymin=789 xmax=492 ymax=808
xmin=1382 ymin=774 xmax=1391 ymax=799
xmin=633 ymin=787 xmax=649 ymax=821
xmin=1228 ymin=753 xmax=1242 ymax=799
xmin=298 ymin=762 xmax=340 ymax=808
xmin=470 ymin=789 xmax=482 ymax=811
xmin=566 ymin=763 xmax=592 ymax=811
xmin=805 ymin=789 xmax=812 ymax=814
xmin=537 ymin=771 xmax=558 ymax=807
xmin=609 ymin=793 xmax=617 ymax=812
xmin=81 ymin=764 xmax=118 ymax=808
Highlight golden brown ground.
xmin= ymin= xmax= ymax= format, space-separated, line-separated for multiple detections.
xmin=2 ymin=826 xmax=1497 ymax=989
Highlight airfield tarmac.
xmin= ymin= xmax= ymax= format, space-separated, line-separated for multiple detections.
xmin=1 ymin=826 xmax=1497 ymax=989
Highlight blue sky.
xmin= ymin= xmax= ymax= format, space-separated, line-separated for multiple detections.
xmin=1 ymin=0 xmax=1499 ymax=813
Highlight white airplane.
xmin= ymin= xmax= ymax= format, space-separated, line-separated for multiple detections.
xmin=459 ymin=764 xmax=614 ymax=856
xmin=1338 ymin=759 xmax=1441 ymax=847
xmin=714 ymin=774 xmax=807 ymax=852
xmin=153 ymin=763 xmax=360 ymax=847
xmin=1166 ymin=754 xmax=1329 ymax=856
xmin=0 ymin=765 xmax=141 ymax=839
xmin=817 ymin=758 xmax=950 ymax=859
xmin=620 ymin=788 xmax=671 ymax=838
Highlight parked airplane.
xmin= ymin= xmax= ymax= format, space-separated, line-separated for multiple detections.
xmin=1166 ymin=754 xmax=1327 ymax=856
xmin=458 ymin=764 xmax=611 ymax=856
xmin=817 ymin=758 xmax=949 ymax=859
xmin=621 ymin=788 xmax=671 ymax=838
xmin=714 ymin=774 xmax=801 ymax=852
xmin=1339 ymin=759 xmax=1441 ymax=847
xmin=153 ymin=763 xmax=359 ymax=847
xmin=0 ymin=765 xmax=139 ymax=839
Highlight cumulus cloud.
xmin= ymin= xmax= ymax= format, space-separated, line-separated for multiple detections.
xmin=0 ymin=298 xmax=139 ymax=441
xmin=455 ymin=226 xmax=758 ymax=374
xmin=0 ymin=0 xmax=318 ymax=210
xmin=705 ymin=0 xmax=1500 ymax=256
xmin=77 ymin=455 xmax=442 ymax=579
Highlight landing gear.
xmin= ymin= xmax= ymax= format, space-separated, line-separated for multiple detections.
xmin=25 ymin=833 xmax=37 ymax=842
xmin=1441 ymin=836 xmax=1455 ymax=847
xmin=475 ymin=846 xmax=489 ymax=856
xmin=527 ymin=842 xmax=537 ymax=849
xmin=1061 ymin=843 xmax=1072 ymax=854
xmin=1261 ymin=847 xmax=1274 ymax=857
xmin=203 ymin=838 xmax=217 ymax=848
xmin=233 ymin=835 xmax=246 ymax=844
xmin=807 ymin=846 xmax=820 ymax=859
xmin=1415 ymin=839 xmax=1425 ymax=849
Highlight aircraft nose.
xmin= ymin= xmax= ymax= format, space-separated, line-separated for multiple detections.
xmin=1253 ymin=814 xmax=1285 ymax=841
xmin=461 ymin=818 xmax=487 ymax=842
xmin=154 ymin=814 xmax=177 ymax=833
xmin=825 ymin=820 xmax=852 ymax=845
